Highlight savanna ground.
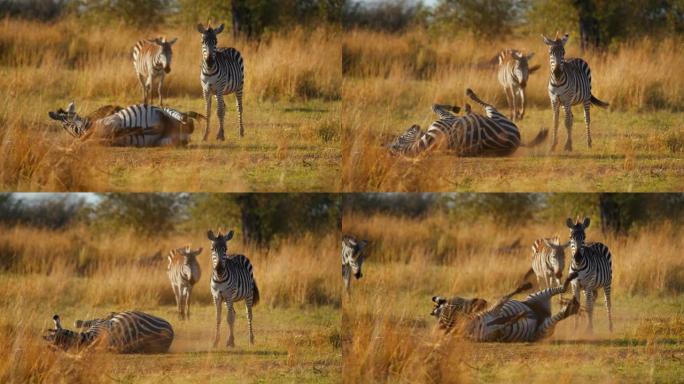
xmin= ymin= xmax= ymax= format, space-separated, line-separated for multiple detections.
xmin=342 ymin=213 xmax=684 ymax=383
xmin=342 ymin=30 xmax=684 ymax=192
xmin=0 ymin=227 xmax=341 ymax=383
xmin=0 ymin=19 xmax=341 ymax=192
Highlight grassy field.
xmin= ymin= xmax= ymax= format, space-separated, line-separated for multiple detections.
xmin=342 ymin=30 xmax=684 ymax=192
xmin=342 ymin=213 xmax=684 ymax=383
xmin=0 ymin=19 xmax=340 ymax=192
xmin=0 ymin=226 xmax=341 ymax=383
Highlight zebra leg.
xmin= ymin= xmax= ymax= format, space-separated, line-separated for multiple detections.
xmin=585 ymin=289 xmax=595 ymax=333
xmin=534 ymin=296 xmax=580 ymax=341
xmin=225 ymin=299 xmax=236 ymax=347
xmin=137 ymin=74 xmax=147 ymax=105
xmin=604 ymin=285 xmax=613 ymax=332
xmin=158 ymin=74 xmax=164 ymax=106
xmin=172 ymin=284 xmax=181 ymax=318
xmin=583 ymin=101 xmax=592 ymax=148
xmin=550 ymin=98 xmax=560 ymax=150
xmin=145 ymin=77 xmax=153 ymax=105
xmin=202 ymin=87 xmax=212 ymax=141
xmin=519 ymin=87 xmax=526 ymax=120
xmin=215 ymin=92 xmax=226 ymax=141
xmin=184 ymin=286 xmax=192 ymax=320
xmin=572 ymin=280 xmax=581 ymax=330
xmin=562 ymin=104 xmax=573 ymax=151
xmin=555 ymin=277 xmax=563 ymax=305
xmin=212 ymin=296 xmax=222 ymax=347
xmin=504 ymin=87 xmax=514 ymax=120
xmin=236 ymin=89 xmax=244 ymax=137
xmin=246 ymin=299 xmax=255 ymax=345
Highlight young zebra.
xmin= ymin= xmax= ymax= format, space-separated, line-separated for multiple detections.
xmin=431 ymin=281 xmax=580 ymax=342
xmin=566 ymin=217 xmax=613 ymax=333
xmin=341 ymin=235 xmax=368 ymax=294
xmin=523 ymin=236 xmax=569 ymax=291
xmin=167 ymin=245 xmax=203 ymax=320
xmin=207 ymin=229 xmax=260 ymax=347
xmin=43 ymin=311 xmax=174 ymax=353
xmin=388 ymin=88 xmax=548 ymax=157
xmin=543 ymin=32 xmax=609 ymax=151
xmin=48 ymin=102 xmax=205 ymax=147
xmin=132 ymin=37 xmax=177 ymax=106
xmin=196 ymin=22 xmax=245 ymax=141
xmin=497 ymin=49 xmax=541 ymax=121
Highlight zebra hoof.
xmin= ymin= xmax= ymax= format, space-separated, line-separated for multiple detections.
xmin=226 ymin=339 xmax=235 ymax=348
xmin=216 ymin=133 xmax=225 ymax=141
xmin=564 ymin=142 xmax=572 ymax=151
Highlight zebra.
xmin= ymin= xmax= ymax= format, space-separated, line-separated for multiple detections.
xmin=196 ymin=22 xmax=245 ymax=141
xmin=48 ymin=102 xmax=205 ymax=147
xmin=132 ymin=36 xmax=177 ymax=106
xmin=523 ymin=236 xmax=569 ymax=292
xmin=342 ymin=235 xmax=368 ymax=294
xmin=388 ymin=88 xmax=548 ymax=157
xmin=566 ymin=217 xmax=613 ymax=333
xmin=43 ymin=311 xmax=174 ymax=353
xmin=430 ymin=280 xmax=580 ymax=342
xmin=207 ymin=229 xmax=260 ymax=347
xmin=542 ymin=32 xmax=609 ymax=151
xmin=167 ymin=245 xmax=203 ymax=320
xmin=497 ymin=49 xmax=541 ymax=121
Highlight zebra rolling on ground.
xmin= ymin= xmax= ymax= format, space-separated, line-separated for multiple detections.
xmin=388 ymin=88 xmax=548 ymax=157
xmin=132 ymin=36 xmax=177 ymax=105
xmin=342 ymin=235 xmax=368 ymax=294
xmin=543 ymin=32 xmax=609 ymax=151
xmin=197 ymin=22 xmax=245 ymax=141
xmin=497 ymin=49 xmax=541 ymax=121
xmin=430 ymin=280 xmax=580 ymax=342
xmin=48 ymin=102 xmax=205 ymax=147
xmin=167 ymin=245 xmax=203 ymax=320
xmin=566 ymin=216 xmax=613 ymax=333
xmin=523 ymin=236 xmax=569 ymax=294
xmin=43 ymin=311 xmax=174 ymax=353
xmin=207 ymin=229 xmax=259 ymax=347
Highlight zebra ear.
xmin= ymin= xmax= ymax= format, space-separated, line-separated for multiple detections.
xmin=195 ymin=247 xmax=203 ymax=256
xmin=207 ymin=230 xmax=217 ymax=241
xmin=67 ymin=101 xmax=76 ymax=114
xmin=214 ymin=24 xmax=225 ymax=34
xmin=471 ymin=298 xmax=488 ymax=311
xmin=225 ymin=230 xmax=234 ymax=240
xmin=168 ymin=37 xmax=177 ymax=45
xmin=542 ymin=34 xmax=554 ymax=45
xmin=566 ymin=218 xmax=574 ymax=228
xmin=526 ymin=52 xmax=535 ymax=60
xmin=357 ymin=240 xmax=367 ymax=251
xmin=48 ymin=111 xmax=64 ymax=121
xmin=196 ymin=24 xmax=206 ymax=33
xmin=582 ymin=217 xmax=590 ymax=228
xmin=53 ymin=315 xmax=62 ymax=330
xmin=561 ymin=33 xmax=569 ymax=45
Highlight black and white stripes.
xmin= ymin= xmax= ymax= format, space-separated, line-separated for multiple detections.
xmin=497 ymin=49 xmax=540 ymax=121
xmin=132 ymin=37 xmax=177 ymax=105
xmin=196 ymin=22 xmax=245 ymax=141
xmin=342 ymin=235 xmax=368 ymax=293
xmin=167 ymin=246 xmax=203 ymax=320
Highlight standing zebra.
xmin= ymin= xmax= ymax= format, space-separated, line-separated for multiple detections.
xmin=430 ymin=281 xmax=580 ymax=342
xmin=523 ymin=236 xmax=569 ymax=291
xmin=43 ymin=311 xmax=174 ymax=353
xmin=388 ymin=88 xmax=548 ymax=157
xmin=196 ymin=22 xmax=245 ymax=141
xmin=341 ymin=235 xmax=368 ymax=294
xmin=167 ymin=245 xmax=203 ymax=320
xmin=497 ymin=49 xmax=540 ymax=121
xmin=566 ymin=217 xmax=613 ymax=333
xmin=207 ymin=229 xmax=259 ymax=347
xmin=132 ymin=37 xmax=177 ymax=106
xmin=543 ymin=32 xmax=609 ymax=151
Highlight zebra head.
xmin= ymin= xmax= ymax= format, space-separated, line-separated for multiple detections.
xmin=431 ymin=296 xmax=488 ymax=330
xmin=542 ymin=32 xmax=569 ymax=79
xmin=48 ymin=101 xmax=90 ymax=138
xmin=151 ymin=36 xmax=177 ymax=74
xmin=566 ymin=217 xmax=590 ymax=262
xmin=342 ymin=235 xmax=367 ymax=279
xmin=196 ymin=22 xmax=225 ymax=62
xmin=207 ymin=229 xmax=234 ymax=269
xmin=388 ymin=124 xmax=422 ymax=156
xmin=542 ymin=236 xmax=569 ymax=278
xmin=43 ymin=314 xmax=78 ymax=350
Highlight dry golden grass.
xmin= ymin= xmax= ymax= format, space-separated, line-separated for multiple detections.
xmin=342 ymin=29 xmax=684 ymax=192
xmin=342 ymin=213 xmax=684 ymax=383
xmin=0 ymin=19 xmax=341 ymax=192
xmin=0 ymin=226 xmax=341 ymax=383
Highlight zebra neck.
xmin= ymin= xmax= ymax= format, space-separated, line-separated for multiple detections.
xmin=550 ymin=68 xmax=567 ymax=86
xmin=202 ymin=55 xmax=218 ymax=76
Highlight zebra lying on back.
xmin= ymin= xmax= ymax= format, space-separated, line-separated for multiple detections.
xmin=497 ymin=49 xmax=541 ymax=121
xmin=43 ymin=311 xmax=174 ymax=353
xmin=523 ymin=236 xmax=569 ymax=293
xmin=431 ymin=280 xmax=579 ymax=342
xmin=167 ymin=245 xmax=203 ymax=320
xmin=197 ymin=22 xmax=245 ymax=141
xmin=543 ymin=32 xmax=609 ymax=151
xmin=132 ymin=36 xmax=177 ymax=105
xmin=566 ymin=217 xmax=613 ymax=333
xmin=388 ymin=89 xmax=548 ymax=157
xmin=342 ymin=235 xmax=368 ymax=294
xmin=48 ymin=102 xmax=205 ymax=147
xmin=207 ymin=229 xmax=260 ymax=347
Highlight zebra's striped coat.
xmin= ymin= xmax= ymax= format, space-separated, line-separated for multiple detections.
xmin=566 ymin=217 xmax=613 ymax=332
xmin=389 ymin=89 xmax=547 ymax=157
xmin=207 ymin=229 xmax=260 ymax=347
xmin=497 ymin=49 xmax=540 ymax=121
xmin=44 ymin=311 xmax=174 ymax=353
xmin=167 ymin=246 xmax=203 ymax=320
xmin=526 ymin=236 xmax=568 ymax=290
xmin=132 ymin=37 xmax=177 ymax=105
xmin=196 ymin=23 xmax=245 ymax=141
xmin=342 ymin=235 xmax=368 ymax=294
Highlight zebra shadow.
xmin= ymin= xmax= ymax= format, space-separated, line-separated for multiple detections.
xmin=186 ymin=349 xmax=288 ymax=357
xmin=549 ymin=338 xmax=681 ymax=347
xmin=547 ymin=153 xmax=669 ymax=161
xmin=283 ymin=107 xmax=329 ymax=113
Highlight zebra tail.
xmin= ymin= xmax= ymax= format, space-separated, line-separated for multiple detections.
xmin=186 ymin=111 xmax=207 ymax=121
xmin=252 ymin=281 xmax=260 ymax=306
xmin=521 ymin=128 xmax=548 ymax=147
xmin=528 ymin=64 xmax=541 ymax=74
xmin=511 ymin=281 xmax=533 ymax=295
xmin=522 ymin=268 xmax=535 ymax=282
xmin=590 ymin=95 xmax=610 ymax=108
